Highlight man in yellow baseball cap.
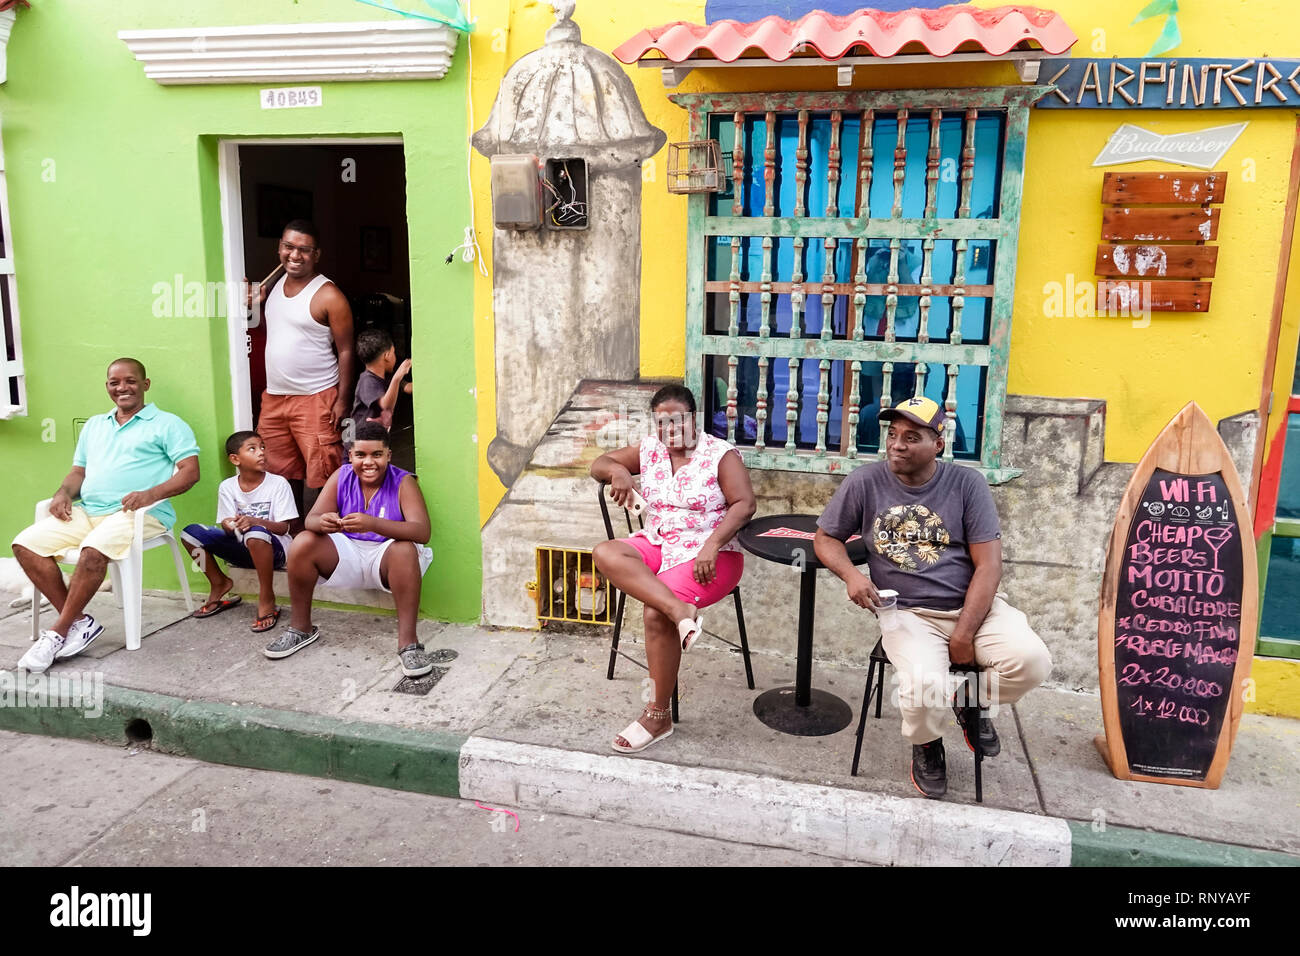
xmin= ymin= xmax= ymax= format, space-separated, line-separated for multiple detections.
xmin=813 ymin=394 xmax=1052 ymax=798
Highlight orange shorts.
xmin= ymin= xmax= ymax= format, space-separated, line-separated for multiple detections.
xmin=257 ymin=387 xmax=343 ymax=488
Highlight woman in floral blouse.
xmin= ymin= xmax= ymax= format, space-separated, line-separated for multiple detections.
xmin=592 ymin=384 xmax=756 ymax=754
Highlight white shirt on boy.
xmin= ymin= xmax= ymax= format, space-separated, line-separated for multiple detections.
xmin=216 ymin=472 xmax=298 ymax=554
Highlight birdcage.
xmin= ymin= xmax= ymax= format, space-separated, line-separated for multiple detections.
xmin=666 ymin=139 xmax=724 ymax=194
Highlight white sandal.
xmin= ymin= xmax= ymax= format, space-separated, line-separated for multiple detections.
xmin=677 ymin=613 xmax=704 ymax=652
xmin=611 ymin=706 xmax=674 ymax=754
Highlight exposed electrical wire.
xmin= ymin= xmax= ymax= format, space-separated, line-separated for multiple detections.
xmin=543 ymin=160 xmax=587 ymax=227
xmin=455 ymin=0 xmax=488 ymax=276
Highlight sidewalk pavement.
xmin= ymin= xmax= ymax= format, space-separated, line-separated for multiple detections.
xmin=1 ymin=587 xmax=1297 ymax=867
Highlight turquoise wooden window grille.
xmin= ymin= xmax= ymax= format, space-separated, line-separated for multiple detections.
xmin=673 ymin=88 xmax=1049 ymax=482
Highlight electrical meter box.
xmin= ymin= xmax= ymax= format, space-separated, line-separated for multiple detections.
xmin=490 ymin=154 xmax=542 ymax=230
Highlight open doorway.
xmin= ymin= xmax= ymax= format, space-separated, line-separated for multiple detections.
xmin=226 ymin=141 xmax=416 ymax=474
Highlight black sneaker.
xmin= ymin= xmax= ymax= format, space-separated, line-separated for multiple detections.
xmin=398 ymin=642 xmax=435 ymax=677
xmin=952 ymin=688 xmax=1001 ymax=757
xmin=910 ymin=738 xmax=947 ymax=799
xmin=263 ymin=625 xmax=320 ymax=660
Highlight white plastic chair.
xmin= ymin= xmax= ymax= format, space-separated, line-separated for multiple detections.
xmin=29 ymin=499 xmax=195 ymax=650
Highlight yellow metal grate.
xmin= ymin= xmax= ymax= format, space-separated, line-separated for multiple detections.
xmin=534 ymin=546 xmax=616 ymax=626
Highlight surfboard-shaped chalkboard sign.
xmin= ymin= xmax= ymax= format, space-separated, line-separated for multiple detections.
xmin=1097 ymin=402 xmax=1257 ymax=789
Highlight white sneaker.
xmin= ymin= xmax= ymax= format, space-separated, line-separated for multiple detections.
xmin=55 ymin=615 xmax=104 ymax=659
xmin=18 ymin=630 xmax=66 ymax=674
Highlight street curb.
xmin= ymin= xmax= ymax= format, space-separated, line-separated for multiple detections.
xmin=3 ymin=673 xmax=1297 ymax=866
xmin=457 ymin=738 xmax=1300 ymax=868
xmin=459 ymin=736 xmax=1073 ymax=866
xmin=1066 ymin=821 xmax=1300 ymax=867
xmin=0 ymin=671 xmax=463 ymax=798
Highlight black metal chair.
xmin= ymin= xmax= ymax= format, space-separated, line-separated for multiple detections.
xmin=597 ymin=480 xmax=755 ymax=723
xmin=949 ymin=663 xmax=986 ymax=803
xmin=850 ymin=637 xmax=986 ymax=802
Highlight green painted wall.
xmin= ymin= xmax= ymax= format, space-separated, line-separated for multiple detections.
xmin=0 ymin=0 xmax=481 ymax=621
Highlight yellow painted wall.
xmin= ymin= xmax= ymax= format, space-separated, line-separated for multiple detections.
xmin=470 ymin=0 xmax=1300 ymax=523
xmin=1245 ymin=658 xmax=1300 ymax=720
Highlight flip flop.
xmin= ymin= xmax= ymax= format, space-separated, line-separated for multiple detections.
xmin=677 ymin=613 xmax=704 ymax=652
xmin=193 ymin=595 xmax=242 ymax=618
xmin=611 ymin=720 xmax=674 ymax=754
xmin=251 ymin=607 xmax=281 ymax=633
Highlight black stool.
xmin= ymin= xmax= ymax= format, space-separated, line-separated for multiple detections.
xmin=850 ymin=638 xmax=986 ymax=803
xmin=597 ymin=481 xmax=755 ymax=723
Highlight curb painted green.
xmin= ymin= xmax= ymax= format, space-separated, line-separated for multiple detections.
xmin=0 ymin=677 xmax=463 ymax=798
xmin=1067 ymin=821 xmax=1300 ymax=867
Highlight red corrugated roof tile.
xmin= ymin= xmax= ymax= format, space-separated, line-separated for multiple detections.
xmin=613 ymin=4 xmax=1077 ymax=64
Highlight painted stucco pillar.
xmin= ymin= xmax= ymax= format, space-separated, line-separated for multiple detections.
xmin=472 ymin=0 xmax=665 ymax=487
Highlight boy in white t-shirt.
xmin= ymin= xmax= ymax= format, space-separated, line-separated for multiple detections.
xmin=181 ymin=431 xmax=298 ymax=632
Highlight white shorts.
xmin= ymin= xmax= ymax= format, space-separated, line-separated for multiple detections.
xmin=319 ymin=533 xmax=433 ymax=592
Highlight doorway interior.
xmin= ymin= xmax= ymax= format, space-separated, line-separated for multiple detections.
xmin=220 ymin=139 xmax=416 ymax=474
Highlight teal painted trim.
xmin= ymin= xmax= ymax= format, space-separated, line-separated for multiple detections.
xmin=0 ymin=675 xmax=463 ymax=798
xmin=1257 ymin=530 xmax=1271 ymax=618
xmin=686 ymin=106 xmax=707 ymax=419
xmin=670 ymin=87 xmax=1055 ymax=113
xmin=982 ymin=100 xmax=1032 ymax=470
xmin=702 ymin=334 xmax=990 ymax=366
xmin=1259 ymin=527 xmax=1300 ymax=656
xmin=705 ymin=216 xmax=1007 ymax=240
xmin=1067 ymin=820 xmax=1300 ymax=867
xmin=1257 ymin=637 xmax=1300 ymax=659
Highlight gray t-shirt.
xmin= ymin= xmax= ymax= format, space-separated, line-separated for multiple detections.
xmin=351 ymin=369 xmax=391 ymax=432
xmin=817 ymin=461 xmax=1001 ymax=610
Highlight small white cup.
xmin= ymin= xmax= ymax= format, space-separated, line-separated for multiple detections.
xmin=875 ymin=588 xmax=899 ymax=634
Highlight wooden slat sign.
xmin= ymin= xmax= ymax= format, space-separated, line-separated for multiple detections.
xmin=1095 ymin=244 xmax=1218 ymax=279
xmin=1101 ymin=172 xmax=1226 ymax=205
xmin=1094 ymin=171 xmax=1223 ymax=314
xmin=1101 ymin=207 xmax=1219 ymax=242
xmin=1096 ymin=402 xmax=1257 ymax=788
xmin=1098 ymin=280 xmax=1211 ymax=313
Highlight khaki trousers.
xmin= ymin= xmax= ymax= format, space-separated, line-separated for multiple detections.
xmin=881 ymin=596 xmax=1052 ymax=745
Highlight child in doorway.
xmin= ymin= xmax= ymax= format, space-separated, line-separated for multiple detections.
xmin=350 ymin=329 xmax=412 ymax=438
xmin=182 ymin=431 xmax=298 ymax=632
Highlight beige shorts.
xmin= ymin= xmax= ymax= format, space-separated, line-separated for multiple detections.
xmin=12 ymin=507 xmax=168 ymax=564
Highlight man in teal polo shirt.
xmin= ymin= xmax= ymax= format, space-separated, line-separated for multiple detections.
xmin=12 ymin=358 xmax=200 ymax=672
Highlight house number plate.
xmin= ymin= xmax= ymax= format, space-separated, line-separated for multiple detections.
xmin=260 ymin=87 xmax=323 ymax=110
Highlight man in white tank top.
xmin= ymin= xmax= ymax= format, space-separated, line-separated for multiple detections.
xmin=248 ymin=220 xmax=355 ymax=507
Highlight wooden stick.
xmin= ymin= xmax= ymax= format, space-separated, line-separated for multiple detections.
xmin=260 ymin=262 xmax=286 ymax=295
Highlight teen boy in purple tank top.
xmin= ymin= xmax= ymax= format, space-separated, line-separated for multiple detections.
xmin=264 ymin=422 xmax=436 ymax=676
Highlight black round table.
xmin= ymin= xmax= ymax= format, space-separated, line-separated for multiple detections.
xmin=737 ymin=513 xmax=870 ymax=736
